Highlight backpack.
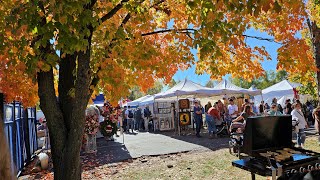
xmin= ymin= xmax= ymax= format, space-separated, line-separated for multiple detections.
xmin=128 ymin=110 xmax=134 ymax=118
xmin=292 ymin=118 xmax=299 ymax=133
xmin=144 ymin=109 xmax=151 ymax=117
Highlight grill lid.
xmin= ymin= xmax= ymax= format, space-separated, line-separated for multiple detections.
xmin=243 ymin=115 xmax=293 ymax=156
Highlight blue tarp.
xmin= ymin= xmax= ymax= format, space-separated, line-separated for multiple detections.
xmin=93 ymin=94 xmax=105 ymax=105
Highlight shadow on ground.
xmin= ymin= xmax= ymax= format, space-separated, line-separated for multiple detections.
xmin=81 ymin=138 xmax=131 ymax=171
xmin=152 ymin=129 xmax=230 ymax=151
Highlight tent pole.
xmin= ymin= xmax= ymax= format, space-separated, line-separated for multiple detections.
xmin=260 ymin=92 xmax=265 ymax=115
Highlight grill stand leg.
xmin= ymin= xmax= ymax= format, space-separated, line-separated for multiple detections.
xmin=251 ymin=172 xmax=255 ymax=180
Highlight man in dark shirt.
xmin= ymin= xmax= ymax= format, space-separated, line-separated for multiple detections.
xmin=285 ymin=99 xmax=293 ymax=115
xmin=193 ymin=101 xmax=203 ymax=137
xmin=259 ymin=101 xmax=264 ymax=114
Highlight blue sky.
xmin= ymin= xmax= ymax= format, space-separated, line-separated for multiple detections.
xmin=172 ymin=28 xmax=282 ymax=86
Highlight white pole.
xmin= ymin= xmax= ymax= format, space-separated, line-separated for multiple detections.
xmin=177 ymin=95 xmax=181 ymax=136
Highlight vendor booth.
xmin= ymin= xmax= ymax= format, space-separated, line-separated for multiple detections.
xmin=151 ymin=79 xmax=261 ymax=133
xmin=150 ymin=79 xmax=220 ymax=132
xmin=253 ymin=80 xmax=303 ymax=106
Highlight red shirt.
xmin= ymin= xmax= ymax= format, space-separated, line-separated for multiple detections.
xmin=208 ymin=107 xmax=220 ymax=119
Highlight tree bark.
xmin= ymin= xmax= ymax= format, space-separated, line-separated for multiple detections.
xmin=309 ymin=21 xmax=320 ymax=103
xmin=36 ymin=1 xmax=96 ymax=179
xmin=37 ymin=41 xmax=93 ymax=179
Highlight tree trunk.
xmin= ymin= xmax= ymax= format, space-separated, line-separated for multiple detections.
xmin=37 ymin=36 xmax=92 ymax=179
xmin=315 ymin=32 xmax=320 ymax=103
xmin=38 ymin=68 xmax=90 ymax=179
xmin=0 ymin=116 xmax=16 ymax=180
xmin=309 ymin=20 xmax=320 ymax=103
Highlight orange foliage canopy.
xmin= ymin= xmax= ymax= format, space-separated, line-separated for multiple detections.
xmin=0 ymin=0 xmax=316 ymax=106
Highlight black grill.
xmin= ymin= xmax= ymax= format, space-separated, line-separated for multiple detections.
xmin=232 ymin=116 xmax=320 ymax=180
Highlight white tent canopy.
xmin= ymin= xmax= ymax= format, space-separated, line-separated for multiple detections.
xmin=254 ymin=80 xmax=302 ymax=106
xmin=127 ymin=95 xmax=152 ymax=107
xmin=198 ymin=79 xmax=262 ymax=96
xmin=154 ymin=79 xmax=223 ymax=99
xmin=139 ymin=93 xmax=166 ymax=106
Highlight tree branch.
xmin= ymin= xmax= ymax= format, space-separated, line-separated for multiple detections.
xmin=58 ymin=53 xmax=76 ymax=132
xmin=89 ymin=13 xmax=132 ymax=96
xmin=88 ymin=0 xmax=97 ymax=9
xmin=242 ymin=34 xmax=282 ymax=44
xmin=100 ymin=0 xmax=129 ymax=23
xmin=141 ymin=28 xmax=197 ymax=37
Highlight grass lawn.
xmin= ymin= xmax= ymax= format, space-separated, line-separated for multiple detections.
xmin=103 ymin=136 xmax=320 ymax=180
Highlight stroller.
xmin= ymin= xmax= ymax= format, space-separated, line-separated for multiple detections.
xmin=215 ymin=115 xmax=230 ymax=137
xmin=228 ymin=122 xmax=245 ymax=157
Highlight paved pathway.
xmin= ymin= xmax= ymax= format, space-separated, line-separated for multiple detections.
xmin=113 ymin=132 xmax=210 ymax=158
xmin=81 ymin=127 xmax=318 ymax=168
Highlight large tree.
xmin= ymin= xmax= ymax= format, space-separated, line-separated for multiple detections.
xmin=0 ymin=0 xmax=315 ymax=179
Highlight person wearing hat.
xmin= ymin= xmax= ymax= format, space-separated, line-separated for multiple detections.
xmin=193 ymin=101 xmax=203 ymax=137
xmin=268 ymin=103 xmax=283 ymax=116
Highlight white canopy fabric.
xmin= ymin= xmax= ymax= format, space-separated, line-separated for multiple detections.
xmin=127 ymin=95 xmax=152 ymax=107
xmin=203 ymin=79 xmax=262 ymax=96
xmin=254 ymin=80 xmax=302 ymax=106
xmin=139 ymin=93 xmax=166 ymax=106
xmin=154 ymin=79 xmax=223 ymax=99
xmin=139 ymin=95 xmax=155 ymax=106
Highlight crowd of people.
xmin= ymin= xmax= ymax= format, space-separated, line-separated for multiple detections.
xmin=193 ymin=97 xmax=320 ymax=149
xmin=98 ymin=96 xmax=320 ymax=150
xmin=122 ymin=105 xmax=152 ymax=133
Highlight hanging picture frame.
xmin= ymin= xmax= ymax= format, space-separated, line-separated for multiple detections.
xmin=179 ymin=112 xmax=191 ymax=125
xmin=179 ymin=99 xmax=190 ymax=109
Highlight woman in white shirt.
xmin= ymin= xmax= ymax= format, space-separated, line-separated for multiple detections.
xmin=291 ymin=103 xmax=308 ymax=148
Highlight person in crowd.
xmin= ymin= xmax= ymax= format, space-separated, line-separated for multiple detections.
xmin=259 ymin=101 xmax=264 ymax=114
xmin=272 ymin=98 xmax=283 ymax=113
xmin=205 ymin=101 xmax=212 ymax=114
xmin=122 ymin=106 xmax=127 ymax=132
xmin=193 ymin=101 xmax=203 ymax=138
xmin=296 ymin=99 xmax=307 ymax=116
xmin=125 ymin=106 xmax=134 ymax=133
xmin=228 ymin=98 xmax=239 ymax=121
xmin=232 ymin=105 xmax=256 ymax=123
xmin=296 ymin=99 xmax=303 ymax=106
xmin=241 ymin=99 xmax=250 ymax=112
xmin=291 ymin=103 xmax=308 ymax=148
xmin=143 ymin=106 xmax=152 ymax=132
xmin=313 ymin=106 xmax=320 ymax=145
xmin=204 ymin=101 xmax=212 ymax=128
xmin=285 ymin=99 xmax=293 ymax=115
xmin=217 ymin=100 xmax=227 ymax=118
xmin=264 ymin=103 xmax=270 ymax=111
xmin=268 ymin=103 xmax=283 ymax=116
xmin=307 ymin=101 xmax=315 ymax=126
xmin=251 ymin=102 xmax=258 ymax=114
xmin=134 ymin=107 xmax=143 ymax=131
xmin=207 ymin=102 xmax=220 ymax=138
xmin=229 ymin=105 xmax=255 ymax=133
